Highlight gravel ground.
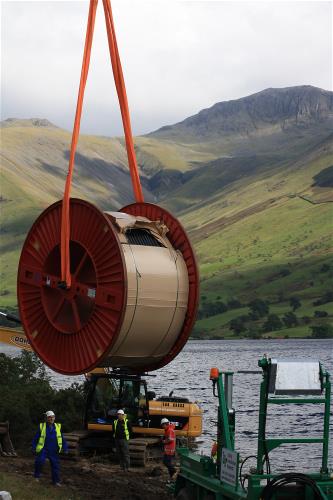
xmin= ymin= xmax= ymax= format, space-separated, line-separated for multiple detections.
xmin=0 ymin=455 xmax=174 ymax=499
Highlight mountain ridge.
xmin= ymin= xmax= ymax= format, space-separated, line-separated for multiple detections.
xmin=1 ymin=118 xmax=57 ymax=129
xmin=150 ymin=85 xmax=333 ymax=143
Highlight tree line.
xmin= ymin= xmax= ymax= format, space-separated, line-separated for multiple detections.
xmin=197 ymin=292 xmax=333 ymax=339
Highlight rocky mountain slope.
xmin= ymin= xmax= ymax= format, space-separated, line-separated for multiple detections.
xmin=151 ymin=85 xmax=333 ymax=142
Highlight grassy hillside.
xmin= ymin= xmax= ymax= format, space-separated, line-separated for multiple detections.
xmin=170 ymin=137 xmax=333 ymax=338
xmin=1 ymin=87 xmax=332 ymax=338
xmin=135 ymin=136 xmax=216 ymax=174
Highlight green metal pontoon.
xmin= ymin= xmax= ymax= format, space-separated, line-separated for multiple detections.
xmin=174 ymin=357 xmax=332 ymax=500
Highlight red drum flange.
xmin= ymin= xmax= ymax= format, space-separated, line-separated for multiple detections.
xmin=17 ymin=199 xmax=127 ymax=374
xmin=41 ymin=241 xmax=97 ymax=334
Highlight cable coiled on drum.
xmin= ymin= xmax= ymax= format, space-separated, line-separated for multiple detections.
xmin=260 ymin=472 xmax=325 ymax=499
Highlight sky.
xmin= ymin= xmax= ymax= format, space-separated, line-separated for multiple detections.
xmin=1 ymin=0 xmax=332 ymax=136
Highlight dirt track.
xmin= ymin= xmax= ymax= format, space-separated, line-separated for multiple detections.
xmin=189 ymin=196 xmax=281 ymax=243
xmin=0 ymin=455 xmax=173 ymax=499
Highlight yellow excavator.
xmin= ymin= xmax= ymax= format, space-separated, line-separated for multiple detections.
xmin=0 ymin=318 xmax=202 ymax=465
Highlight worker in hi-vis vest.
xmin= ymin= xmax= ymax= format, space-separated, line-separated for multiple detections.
xmin=32 ymin=410 xmax=68 ymax=486
xmin=113 ymin=409 xmax=132 ymax=472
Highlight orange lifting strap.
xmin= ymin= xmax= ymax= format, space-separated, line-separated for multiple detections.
xmin=61 ymin=0 xmax=144 ymax=287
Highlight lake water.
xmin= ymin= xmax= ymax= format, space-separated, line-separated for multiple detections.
xmin=2 ymin=339 xmax=332 ymax=473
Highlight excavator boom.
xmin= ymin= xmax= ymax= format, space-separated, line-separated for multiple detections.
xmin=0 ymin=326 xmax=32 ymax=352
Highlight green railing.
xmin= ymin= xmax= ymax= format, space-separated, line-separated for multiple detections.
xmin=256 ymin=358 xmax=331 ymax=475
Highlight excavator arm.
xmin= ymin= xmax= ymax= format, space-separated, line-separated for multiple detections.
xmin=0 ymin=326 xmax=32 ymax=352
xmin=0 ymin=312 xmax=31 ymax=351
xmin=0 ymin=318 xmax=26 ymax=456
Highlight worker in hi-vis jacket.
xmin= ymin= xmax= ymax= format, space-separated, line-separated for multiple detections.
xmin=113 ymin=409 xmax=132 ymax=472
xmin=32 ymin=410 xmax=68 ymax=486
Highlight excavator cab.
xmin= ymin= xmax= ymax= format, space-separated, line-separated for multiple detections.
xmin=85 ymin=373 xmax=150 ymax=428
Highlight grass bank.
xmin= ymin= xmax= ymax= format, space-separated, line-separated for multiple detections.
xmin=0 ymin=471 xmax=78 ymax=500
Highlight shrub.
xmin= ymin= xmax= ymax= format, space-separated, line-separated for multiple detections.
xmin=246 ymin=327 xmax=261 ymax=339
xmin=283 ymin=312 xmax=298 ymax=328
xmin=313 ymin=291 xmax=333 ymax=306
xmin=314 ymin=310 xmax=328 ymax=318
xmin=227 ymin=298 xmax=242 ymax=309
xmin=310 ymin=325 xmax=333 ymax=338
xmin=248 ymin=299 xmax=269 ymax=318
xmin=280 ymin=268 xmax=291 ymax=277
xmin=289 ymin=296 xmax=301 ymax=311
xmin=263 ymin=314 xmax=283 ymax=332
xmin=198 ymin=300 xmax=228 ymax=319
xmin=302 ymin=316 xmax=312 ymax=325
xmin=248 ymin=311 xmax=260 ymax=321
xmin=229 ymin=317 xmax=246 ymax=335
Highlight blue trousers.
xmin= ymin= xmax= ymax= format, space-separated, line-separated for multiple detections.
xmin=34 ymin=449 xmax=60 ymax=484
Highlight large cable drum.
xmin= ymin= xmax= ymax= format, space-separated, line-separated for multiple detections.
xmin=17 ymin=199 xmax=199 ymax=375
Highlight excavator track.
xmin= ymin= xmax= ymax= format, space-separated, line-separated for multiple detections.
xmin=63 ymin=432 xmax=162 ymax=466
xmin=0 ymin=422 xmax=17 ymax=457
xmin=63 ymin=431 xmax=90 ymax=459
xmin=128 ymin=437 xmax=162 ymax=467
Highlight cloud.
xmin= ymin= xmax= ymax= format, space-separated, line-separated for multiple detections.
xmin=1 ymin=0 xmax=332 ymax=135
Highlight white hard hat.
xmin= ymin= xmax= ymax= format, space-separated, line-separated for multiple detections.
xmin=117 ymin=409 xmax=125 ymax=415
xmin=46 ymin=411 xmax=55 ymax=418
xmin=161 ymin=418 xmax=169 ymax=425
